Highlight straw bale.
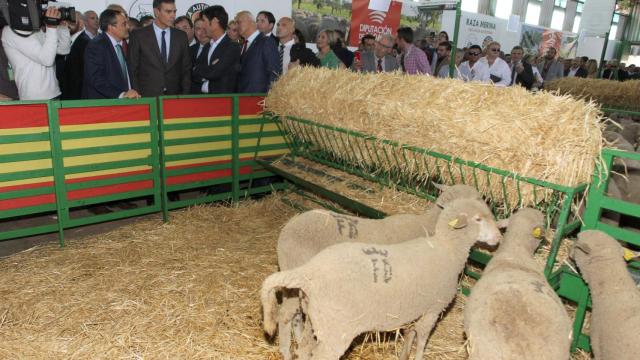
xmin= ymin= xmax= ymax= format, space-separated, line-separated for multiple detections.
xmin=266 ymin=67 xmax=604 ymax=209
xmin=546 ymin=77 xmax=640 ymax=112
xmin=0 ymin=194 xmax=591 ymax=359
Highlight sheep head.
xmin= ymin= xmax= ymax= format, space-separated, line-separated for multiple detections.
xmin=433 ymin=183 xmax=483 ymax=209
xmin=499 ymin=208 xmax=545 ymax=255
xmin=437 ymin=198 xmax=502 ymax=247
xmin=572 ymin=230 xmax=626 ymax=278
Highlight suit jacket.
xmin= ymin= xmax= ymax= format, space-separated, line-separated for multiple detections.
xmin=0 ymin=29 xmax=18 ymax=99
xmin=565 ymin=67 xmax=587 ymax=78
xmin=538 ymin=59 xmax=564 ymax=82
xmin=61 ymin=31 xmax=90 ymax=99
xmin=192 ymin=35 xmax=241 ymax=95
xmin=353 ymin=51 xmax=398 ymax=73
xmin=190 ymin=42 xmax=207 ymax=66
xmin=128 ymin=25 xmax=191 ymax=97
xmin=82 ymin=33 xmax=130 ymax=99
xmin=511 ymin=61 xmax=535 ymax=90
xmin=238 ymin=33 xmax=280 ymax=93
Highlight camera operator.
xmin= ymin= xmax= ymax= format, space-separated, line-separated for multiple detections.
xmin=1 ymin=6 xmax=71 ymax=100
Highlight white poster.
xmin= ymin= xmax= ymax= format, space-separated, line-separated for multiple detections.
xmin=64 ymin=0 xmax=291 ymax=24
xmin=579 ymin=0 xmax=616 ymax=36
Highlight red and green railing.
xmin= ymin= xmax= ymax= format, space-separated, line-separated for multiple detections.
xmin=0 ymin=94 xmax=288 ymax=245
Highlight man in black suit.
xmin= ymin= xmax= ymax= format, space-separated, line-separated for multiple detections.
xmin=256 ymin=11 xmax=278 ymax=44
xmin=128 ymin=0 xmax=191 ymax=97
xmin=565 ymin=57 xmax=588 ymax=78
xmin=61 ymin=12 xmax=93 ymax=99
xmin=83 ymin=9 xmax=140 ymax=99
xmin=191 ymin=5 xmax=241 ymax=95
xmin=189 ymin=18 xmax=210 ymax=66
xmin=235 ymin=11 xmax=280 ymax=93
xmin=509 ymin=46 xmax=535 ymax=90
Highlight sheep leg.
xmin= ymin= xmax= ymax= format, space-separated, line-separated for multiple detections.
xmin=412 ymin=312 xmax=439 ymax=360
xmin=295 ymin=316 xmax=315 ymax=360
xmin=278 ymin=296 xmax=300 ymax=360
xmin=399 ymin=327 xmax=416 ymax=360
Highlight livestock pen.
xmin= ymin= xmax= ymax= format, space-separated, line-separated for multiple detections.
xmin=1 ymin=69 xmax=639 ymax=359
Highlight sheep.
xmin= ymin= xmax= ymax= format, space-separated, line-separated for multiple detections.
xmin=463 ymin=208 xmax=572 ymax=360
xmin=571 ymin=230 xmax=640 ymax=360
xmin=261 ymin=197 xmax=502 ymax=360
xmin=273 ymin=184 xmax=482 ymax=359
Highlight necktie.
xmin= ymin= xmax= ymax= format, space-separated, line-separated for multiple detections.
xmin=511 ymin=64 xmax=517 ymax=85
xmin=400 ymin=53 xmax=405 ymax=73
xmin=115 ymin=44 xmax=129 ymax=87
xmin=161 ymin=30 xmax=167 ymax=64
xmin=279 ymin=44 xmax=285 ymax=72
xmin=377 ymin=58 xmax=383 ymax=72
xmin=241 ymin=40 xmax=248 ymax=55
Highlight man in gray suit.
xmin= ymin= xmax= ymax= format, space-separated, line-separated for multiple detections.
xmin=351 ymin=34 xmax=399 ymax=73
xmin=537 ymin=47 xmax=564 ymax=84
xmin=128 ymin=0 xmax=191 ymax=96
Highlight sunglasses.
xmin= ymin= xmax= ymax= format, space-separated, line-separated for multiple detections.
xmin=468 ymin=52 xmax=480 ymax=56
xmin=490 ymin=48 xmax=500 ymax=52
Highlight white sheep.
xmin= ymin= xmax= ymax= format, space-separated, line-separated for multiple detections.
xmin=262 ymin=197 xmax=502 ymax=360
xmin=273 ymin=184 xmax=482 ymax=359
xmin=572 ymin=230 xmax=640 ymax=360
xmin=464 ymin=208 xmax=572 ymax=360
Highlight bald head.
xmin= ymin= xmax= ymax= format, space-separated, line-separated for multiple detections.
xmin=235 ymin=11 xmax=257 ymax=38
xmin=276 ymin=17 xmax=294 ymax=43
xmin=83 ymin=10 xmax=99 ymax=35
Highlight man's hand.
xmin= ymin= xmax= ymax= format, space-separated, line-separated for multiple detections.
xmin=515 ymin=62 xmax=525 ymax=74
xmin=45 ymin=7 xmax=61 ymax=28
xmin=353 ymin=58 xmax=363 ymax=71
xmin=123 ymin=89 xmax=141 ymax=99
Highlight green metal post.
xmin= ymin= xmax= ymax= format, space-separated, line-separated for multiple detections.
xmin=47 ymin=101 xmax=67 ymax=246
xmin=449 ymin=0 xmax=462 ymax=78
xmin=156 ymin=98 xmax=169 ymax=223
xmin=231 ymin=95 xmax=240 ymax=203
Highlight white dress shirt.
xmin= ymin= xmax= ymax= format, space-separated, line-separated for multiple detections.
xmin=245 ymin=30 xmax=260 ymax=51
xmin=84 ymin=29 xmax=97 ymax=39
xmin=2 ymin=26 xmax=71 ymax=100
xmin=458 ymin=60 xmax=490 ymax=83
xmin=279 ymin=39 xmax=294 ymax=74
xmin=152 ymin=22 xmax=171 ymax=62
xmin=482 ymin=56 xmax=511 ymax=86
xmin=567 ymin=67 xmax=578 ymax=77
xmin=202 ymin=33 xmax=227 ymax=93
xmin=106 ymin=32 xmax=131 ymax=95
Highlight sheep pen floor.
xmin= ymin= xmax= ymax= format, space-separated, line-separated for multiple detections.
xmin=0 ymin=193 xmax=591 ymax=359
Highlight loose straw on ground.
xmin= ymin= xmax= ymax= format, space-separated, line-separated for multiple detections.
xmin=265 ymin=67 xmax=604 ymax=210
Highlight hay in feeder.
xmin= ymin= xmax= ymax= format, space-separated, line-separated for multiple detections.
xmin=545 ymin=78 xmax=640 ymax=112
xmin=266 ymin=67 xmax=604 ymax=210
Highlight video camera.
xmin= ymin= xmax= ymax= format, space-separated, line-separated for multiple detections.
xmin=0 ymin=0 xmax=75 ymax=32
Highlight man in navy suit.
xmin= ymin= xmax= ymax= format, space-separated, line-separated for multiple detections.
xmin=191 ymin=5 xmax=241 ymax=94
xmin=234 ymin=11 xmax=280 ymax=93
xmin=83 ymin=9 xmax=140 ymax=99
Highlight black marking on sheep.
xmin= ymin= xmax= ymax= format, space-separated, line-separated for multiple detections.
xmin=370 ymin=258 xmax=379 ymax=283
xmin=331 ymin=214 xmax=359 ymax=239
xmin=362 ymin=247 xmax=388 ymax=257
xmin=363 ymin=247 xmax=393 ymax=283
xmin=382 ymin=259 xmax=393 ymax=283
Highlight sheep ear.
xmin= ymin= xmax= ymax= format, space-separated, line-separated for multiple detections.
xmin=496 ymin=218 xmax=510 ymax=229
xmin=574 ymin=242 xmax=591 ymax=255
xmin=448 ymin=214 xmax=468 ymax=229
xmin=432 ymin=182 xmax=449 ymax=192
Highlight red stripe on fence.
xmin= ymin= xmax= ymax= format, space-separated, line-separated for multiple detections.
xmin=0 ymin=194 xmax=55 ymax=211
xmin=167 ymin=166 xmax=252 ymax=186
xmin=67 ymin=180 xmax=153 ymax=200
xmin=162 ymin=98 xmax=233 ymax=119
xmin=0 ymin=181 xmax=54 ymax=193
xmin=0 ymin=104 xmax=49 ymax=129
xmin=65 ymin=169 xmax=152 ymax=184
xmin=58 ymin=105 xmax=150 ymax=125
xmin=239 ymin=96 xmax=264 ymax=116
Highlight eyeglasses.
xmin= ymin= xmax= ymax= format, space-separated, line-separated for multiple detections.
xmin=468 ymin=52 xmax=480 ymax=56
xmin=376 ymin=41 xmax=393 ymax=49
xmin=490 ymin=48 xmax=500 ymax=52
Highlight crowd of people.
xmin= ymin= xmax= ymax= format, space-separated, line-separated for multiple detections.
xmin=0 ymin=0 xmax=638 ymax=102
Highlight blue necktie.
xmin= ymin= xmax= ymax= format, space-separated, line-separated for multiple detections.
xmin=161 ymin=30 xmax=167 ymax=63
xmin=115 ymin=44 xmax=128 ymax=87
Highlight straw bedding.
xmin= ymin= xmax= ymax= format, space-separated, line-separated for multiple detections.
xmin=265 ymin=67 xmax=604 ymax=209
xmin=0 ymin=194 xmax=590 ymax=359
xmin=545 ymin=77 xmax=640 ymax=112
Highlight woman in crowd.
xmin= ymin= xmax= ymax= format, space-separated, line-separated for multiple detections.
xmin=480 ymin=41 xmax=511 ymax=86
xmin=316 ymin=29 xmax=344 ymax=69
xmin=585 ymin=59 xmax=598 ymax=78
xmin=226 ymin=20 xmax=243 ymax=44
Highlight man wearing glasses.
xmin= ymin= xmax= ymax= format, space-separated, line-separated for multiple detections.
xmin=352 ymin=34 xmax=398 ymax=73
xmin=458 ymin=44 xmax=489 ymax=82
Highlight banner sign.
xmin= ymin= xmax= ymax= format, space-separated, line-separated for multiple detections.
xmin=521 ymin=24 xmax=577 ymax=58
xmin=348 ymin=0 xmax=402 ymax=47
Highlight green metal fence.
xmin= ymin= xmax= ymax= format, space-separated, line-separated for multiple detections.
xmin=0 ymin=94 xmax=287 ymax=245
xmin=271 ymin=114 xmax=588 ymax=278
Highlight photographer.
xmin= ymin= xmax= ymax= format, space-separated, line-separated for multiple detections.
xmin=1 ymin=5 xmax=71 ymax=100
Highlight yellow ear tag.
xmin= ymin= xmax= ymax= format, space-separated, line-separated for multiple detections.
xmin=623 ymin=248 xmax=636 ymax=261
xmin=448 ymin=218 xmax=459 ymax=229
xmin=532 ymin=227 xmax=543 ymax=239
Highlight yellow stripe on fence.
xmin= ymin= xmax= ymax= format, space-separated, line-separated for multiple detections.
xmin=165 ymin=155 xmax=232 ymax=168
xmin=0 ymin=127 xmax=49 ymax=136
xmin=163 ymin=116 xmax=230 ymax=124
xmin=0 ymin=141 xmax=51 ymax=155
xmin=164 ymin=127 xmax=231 ymax=140
xmin=239 ymin=123 xmax=279 ymax=133
xmin=62 ymin=133 xmax=151 ymax=150
xmin=165 ymin=141 xmax=232 ymax=155
xmin=65 ymin=165 xmax=152 ymax=180
xmin=60 ymin=120 xmax=150 ymax=132
xmin=0 ymin=159 xmax=52 ymax=174
xmin=63 ymin=149 xmax=151 ymax=167
xmin=0 ymin=176 xmax=54 ymax=189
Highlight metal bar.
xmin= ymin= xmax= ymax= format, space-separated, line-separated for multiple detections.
xmin=148 ymin=98 xmax=165 ymax=221
xmin=48 ymin=100 xmax=67 ymax=246
xmin=162 ymin=120 xmax=232 ymax=131
xmin=544 ymin=190 xmax=576 ymax=278
xmin=231 ymin=96 xmax=240 ymax=203
xmin=64 ymin=206 xmax=159 ymax=228
xmin=0 ymin=151 xmax=52 ymax=163
xmin=0 ymin=204 xmax=58 ymax=219
xmin=61 ymin=126 xmax=150 ymax=139
xmin=65 ymin=173 xmax=153 ymax=191
xmin=0 ymin=132 xmax=50 ymax=144
xmin=448 ymin=0 xmax=461 ymax=78
xmin=0 ymin=186 xmax=55 ymax=201
xmin=66 ymin=189 xmax=154 ymax=208
xmin=0 ymin=224 xmax=60 ymax=242
xmin=62 ymin=142 xmax=151 ymax=158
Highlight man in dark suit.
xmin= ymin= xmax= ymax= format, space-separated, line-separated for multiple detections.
xmin=83 ymin=9 xmax=140 ymax=99
xmin=256 ymin=11 xmax=278 ymax=44
xmin=189 ymin=18 xmax=209 ymax=66
xmin=565 ymin=57 xmax=588 ymax=78
xmin=61 ymin=14 xmax=92 ymax=99
xmin=351 ymin=34 xmax=398 ymax=73
xmin=191 ymin=5 xmax=241 ymax=95
xmin=509 ymin=46 xmax=535 ymax=90
xmin=128 ymin=0 xmax=191 ymax=97
xmin=235 ymin=11 xmax=280 ymax=93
